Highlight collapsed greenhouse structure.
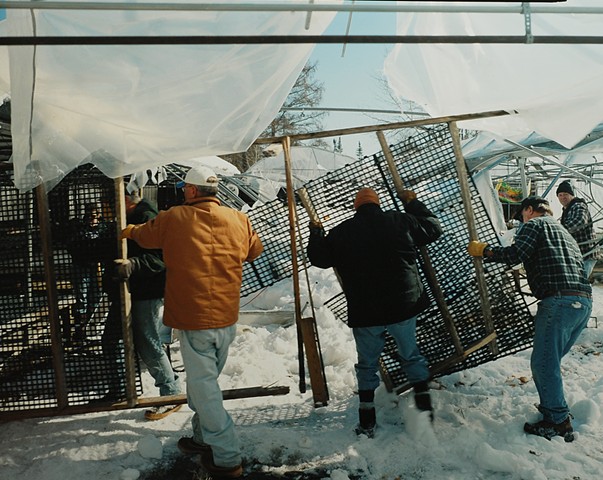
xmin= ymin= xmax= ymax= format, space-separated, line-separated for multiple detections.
xmin=1 ymin=1 xmax=603 ymax=422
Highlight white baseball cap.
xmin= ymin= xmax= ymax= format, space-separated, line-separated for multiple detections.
xmin=181 ymin=166 xmax=219 ymax=187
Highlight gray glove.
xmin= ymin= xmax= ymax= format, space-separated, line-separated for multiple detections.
xmin=114 ymin=258 xmax=135 ymax=280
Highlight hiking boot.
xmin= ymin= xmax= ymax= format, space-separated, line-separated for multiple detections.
xmin=523 ymin=417 xmax=574 ymax=442
xmin=177 ymin=437 xmax=213 ymax=455
xmin=354 ymin=407 xmax=376 ymax=438
xmin=200 ymin=455 xmax=243 ymax=479
xmin=144 ymin=404 xmax=182 ymax=421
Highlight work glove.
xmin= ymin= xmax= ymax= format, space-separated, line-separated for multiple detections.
xmin=398 ymin=189 xmax=417 ymax=204
xmin=121 ymin=224 xmax=135 ymax=240
xmin=308 ymin=221 xmax=326 ymax=238
xmin=467 ymin=240 xmax=488 ymax=257
xmin=114 ymin=258 xmax=136 ymax=280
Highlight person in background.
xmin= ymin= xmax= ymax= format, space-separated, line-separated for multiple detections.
xmin=468 ymin=196 xmax=592 ymax=442
xmin=307 ymin=187 xmax=442 ymax=437
xmin=112 ymin=188 xmax=182 ymax=420
xmin=556 ymin=180 xmax=601 ymax=280
xmin=122 ymin=166 xmax=263 ymax=479
xmin=66 ymin=201 xmax=113 ymax=344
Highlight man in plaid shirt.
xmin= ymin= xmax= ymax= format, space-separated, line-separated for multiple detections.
xmin=468 ymin=196 xmax=592 ymax=442
xmin=556 ymin=180 xmax=601 ymax=279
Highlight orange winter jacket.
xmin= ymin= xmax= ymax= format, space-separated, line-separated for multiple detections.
xmin=123 ymin=197 xmax=263 ymax=330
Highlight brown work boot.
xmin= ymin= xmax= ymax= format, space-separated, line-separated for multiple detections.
xmin=177 ymin=436 xmax=212 ymax=455
xmin=523 ymin=417 xmax=574 ymax=442
xmin=144 ymin=404 xmax=182 ymax=421
xmin=200 ymin=455 xmax=243 ymax=478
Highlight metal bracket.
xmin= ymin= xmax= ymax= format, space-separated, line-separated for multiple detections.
xmin=305 ymin=0 xmax=314 ymax=30
xmin=522 ymin=2 xmax=533 ymax=44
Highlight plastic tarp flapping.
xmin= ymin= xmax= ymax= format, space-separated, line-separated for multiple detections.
xmin=0 ymin=2 xmax=338 ymax=191
xmin=243 ymin=146 xmax=357 ymax=202
xmin=383 ymin=0 xmax=603 ymax=149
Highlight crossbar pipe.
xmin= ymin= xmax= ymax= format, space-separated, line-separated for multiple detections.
xmin=2 ymin=35 xmax=603 ymax=46
xmin=0 ymin=1 xmax=583 ymax=14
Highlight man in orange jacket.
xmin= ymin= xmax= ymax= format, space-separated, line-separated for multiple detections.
xmin=122 ymin=166 xmax=263 ymax=478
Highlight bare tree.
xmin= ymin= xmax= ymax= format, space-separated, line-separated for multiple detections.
xmin=224 ymin=61 xmax=328 ymax=171
xmin=263 ymin=61 xmax=326 ymax=142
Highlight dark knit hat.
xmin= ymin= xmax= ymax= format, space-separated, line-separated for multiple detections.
xmin=353 ymin=188 xmax=380 ymax=210
xmin=513 ymin=196 xmax=550 ymax=221
xmin=556 ymin=180 xmax=574 ymax=196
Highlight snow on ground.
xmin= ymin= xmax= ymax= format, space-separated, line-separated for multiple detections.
xmin=1 ymin=268 xmax=602 ymax=480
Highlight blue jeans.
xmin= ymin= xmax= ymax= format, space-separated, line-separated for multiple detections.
xmin=531 ymin=295 xmax=592 ymax=424
xmin=180 ymin=325 xmax=240 ymax=468
xmin=72 ymin=263 xmax=102 ymax=326
xmin=131 ymin=299 xmax=180 ymax=396
xmin=353 ymin=316 xmax=429 ymax=392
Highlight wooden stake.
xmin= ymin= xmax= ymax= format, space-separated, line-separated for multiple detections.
xmin=448 ymin=122 xmax=499 ymax=355
xmin=115 ymin=177 xmax=137 ymax=407
xmin=282 ymin=137 xmax=307 ymax=394
xmin=300 ymin=317 xmax=329 ymax=407
xmin=376 ymin=131 xmax=464 ymax=356
xmin=35 ymin=181 xmax=68 ymax=409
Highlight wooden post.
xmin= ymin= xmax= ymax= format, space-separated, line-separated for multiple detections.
xmin=376 ymin=131 xmax=464 ymax=356
xmin=35 ymin=182 xmax=69 ymax=409
xmin=448 ymin=121 xmax=499 ymax=355
xmin=282 ymin=137 xmax=306 ymax=394
xmin=283 ymin=141 xmax=329 ymax=405
xmin=115 ymin=178 xmax=137 ymax=407
xmin=295 ymin=188 xmax=331 ymax=406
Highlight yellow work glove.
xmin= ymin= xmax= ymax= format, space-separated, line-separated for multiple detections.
xmin=121 ymin=224 xmax=135 ymax=240
xmin=467 ymin=240 xmax=488 ymax=257
xmin=398 ymin=189 xmax=417 ymax=204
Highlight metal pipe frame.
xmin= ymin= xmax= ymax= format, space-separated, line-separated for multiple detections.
xmin=0 ymin=1 xmax=588 ymax=15
xmin=2 ymin=34 xmax=603 ymax=46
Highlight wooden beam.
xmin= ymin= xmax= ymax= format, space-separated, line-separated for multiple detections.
xmin=35 ymin=181 xmax=68 ymax=409
xmin=0 ymin=386 xmax=290 ymax=422
xmin=282 ymin=138 xmax=307 ymax=395
xmin=114 ymin=178 xmax=137 ymax=407
xmin=299 ymin=317 xmax=329 ymax=407
xmin=448 ymin=121 xmax=499 ymax=355
xmin=255 ymin=110 xmax=509 ymax=144
xmin=376 ymin=131 xmax=464 ymax=357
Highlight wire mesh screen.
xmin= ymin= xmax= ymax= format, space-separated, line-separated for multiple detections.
xmin=0 ymin=165 xmax=142 ymax=414
xmin=242 ymin=197 xmax=310 ymax=296
xmin=304 ymin=126 xmax=535 ymax=392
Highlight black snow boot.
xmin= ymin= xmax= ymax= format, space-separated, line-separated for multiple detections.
xmin=355 ymin=407 xmax=376 ymax=438
xmin=413 ymin=381 xmax=434 ymax=422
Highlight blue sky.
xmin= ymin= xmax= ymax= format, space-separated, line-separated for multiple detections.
xmin=308 ymin=11 xmax=398 ymax=157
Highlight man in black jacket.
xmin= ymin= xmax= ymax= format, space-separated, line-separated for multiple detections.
xmin=307 ymin=187 xmax=442 ymax=436
xmin=101 ymin=189 xmax=182 ymax=419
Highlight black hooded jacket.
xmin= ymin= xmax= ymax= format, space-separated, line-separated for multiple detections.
xmin=307 ymin=199 xmax=442 ymax=328
xmin=125 ymin=199 xmax=166 ymax=300
xmin=103 ymin=198 xmax=165 ymax=301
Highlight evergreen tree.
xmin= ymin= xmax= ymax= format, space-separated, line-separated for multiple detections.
xmin=356 ymin=141 xmax=364 ymax=161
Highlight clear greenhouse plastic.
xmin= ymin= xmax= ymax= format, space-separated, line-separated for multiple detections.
xmin=0 ymin=2 xmax=338 ymax=191
xmin=383 ymin=0 xmax=603 ymax=149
